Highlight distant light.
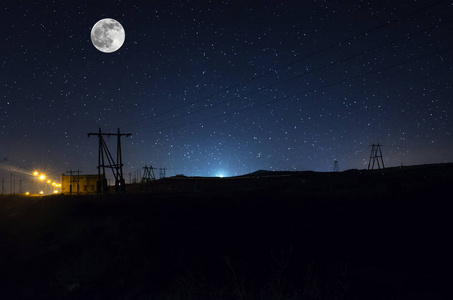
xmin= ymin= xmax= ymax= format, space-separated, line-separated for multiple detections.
xmin=47 ymin=180 xmax=51 ymax=183
xmin=218 ymin=174 xmax=224 ymax=178
xmin=33 ymin=171 xmax=39 ymax=176
xmin=39 ymin=191 xmax=44 ymax=194
xmin=53 ymin=190 xmax=58 ymax=194
xmin=52 ymin=182 xmax=56 ymax=186
xmin=39 ymin=174 xmax=46 ymax=180
xmin=25 ymin=192 xmax=30 ymax=195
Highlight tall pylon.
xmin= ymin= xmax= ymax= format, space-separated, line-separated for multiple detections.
xmin=368 ymin=143 xmax=385 ymax=170
xmin=88 ymin=128 xmax=132 ymax=195
xmin=66 ymin=169 xmax=83 ymax=195
xmin=0 ymin=158 xmax=6 ymax=195
xmin=159 ymin=167 xmax=166 ymax=179
xmin=142 ymin=165 xmax=156 ymax=183
xmin=333 ymin=160 xmax=340 ymax=172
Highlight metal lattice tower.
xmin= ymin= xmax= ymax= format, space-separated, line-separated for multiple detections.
xmin=142 ymin=165 xmax=156 ymax=183
xmin=368 ymin=143 xmax=385 ymax=170
xmin=333 ymin=160 xmax=340 ymax=172
xmin=159 ymin=167 xmax=166 ymax=179
xmin=0 ymin=158 xmax=6 ymax=194
xmin=88 ymin=128 xmax=131 ymax=195
xmin=66 ymin=169 xmax=82 ymax=195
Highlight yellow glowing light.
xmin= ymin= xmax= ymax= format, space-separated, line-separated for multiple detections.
xmin=53 ymin=190 xmax=59 ymax=194
xmin=39 ymin=191 xmax=44 ymax=194
xmin=39 ymin=174 xmax=46 ymax=180
xmin=52 ymin=182 xmax=56 ymax=186
xmin=25 ymin=192 xmax=30 ymax=195
xmin=47 ymin=180 xmax=51 ymax=183
xmin=33 ymin=171 xmax=39 ymax=176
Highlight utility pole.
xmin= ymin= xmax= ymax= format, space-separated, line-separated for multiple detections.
xmin=66 ymin=169 xmax=74 ymax=195
xmin=75 ymin=169 xmax=82 ymax=194
xmin=368 ymin=143 xmax=385 ymax=170
xmin=136 ymin=169 xmax=141 ymax=183
xmin=88 ymin=128 xmax=131 ymax=195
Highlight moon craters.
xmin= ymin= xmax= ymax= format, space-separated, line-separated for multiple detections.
xmin=91 ymin=18 xmax=125 ymax=53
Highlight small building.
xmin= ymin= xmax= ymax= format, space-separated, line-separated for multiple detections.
xmin=61 ymin=174 xmax=99 ymax=195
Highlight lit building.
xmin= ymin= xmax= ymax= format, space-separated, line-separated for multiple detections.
xmin=60 ymin=174 xmax=99 ymax=195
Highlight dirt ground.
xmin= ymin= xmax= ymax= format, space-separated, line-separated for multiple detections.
xmin=1 ymin=164 xmax=452 ymax=299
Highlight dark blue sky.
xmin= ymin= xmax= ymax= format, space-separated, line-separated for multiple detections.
xmin=0 ymin=0 xmax=452 ymax=189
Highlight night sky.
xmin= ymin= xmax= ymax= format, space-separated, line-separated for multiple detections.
xmin=1 ymin=0 xmax=452 ymax=190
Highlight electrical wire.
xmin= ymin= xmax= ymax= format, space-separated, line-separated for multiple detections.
xmin=129 ymin=20 xmax=451 ymax=132
xmin=142 ymin=47 xmax=451 ymax=134
xmin=120 ymin=0 xmax=449 ymax=130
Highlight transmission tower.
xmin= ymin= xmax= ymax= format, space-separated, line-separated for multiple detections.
xmin=88 ymin=128 xmax=132 ymax=195
xmin=368 ymin=143 xmax=385 ymax=170
xmin=142 ymin=165 xmax=156 ymax=183
xmin=159 ymin=167 xmax=166 ymax=179
xmin=333 ymin=160 xmax=340 ymax=172
xmin=66 ymin=169 xmax=82 ymax=195
xmin=0 ymin=158 xmax=6 ymax=194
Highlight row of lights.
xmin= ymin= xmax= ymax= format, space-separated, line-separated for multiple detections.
xmin=30 ymin=171 xmax=61 ymax=194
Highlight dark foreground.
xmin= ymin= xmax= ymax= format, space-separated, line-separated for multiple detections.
xmin=1 ymin=164 xmax=453 ymax=299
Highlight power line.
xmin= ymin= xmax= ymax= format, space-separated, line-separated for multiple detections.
xmin=121 ymin=0 xmax=449 ymax=130
xmin=132 ymin=20 xmax=451 ymax=132
xmin=143 ymin=47 xmax=451 ymax=134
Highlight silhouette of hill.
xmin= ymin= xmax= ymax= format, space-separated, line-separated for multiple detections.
xmin=1 ymin=162 xmax=452 ymax=299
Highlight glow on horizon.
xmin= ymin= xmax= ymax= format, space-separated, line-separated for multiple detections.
xmin=215 ymin=171 xmax=226 ymax=178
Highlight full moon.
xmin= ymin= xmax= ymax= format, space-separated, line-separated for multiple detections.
xmin=91 ymin=18 xmax=125 ymax=53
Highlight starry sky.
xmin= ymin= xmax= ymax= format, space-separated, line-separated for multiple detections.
xmin=1 ymin=0 xmax=452 ymax=190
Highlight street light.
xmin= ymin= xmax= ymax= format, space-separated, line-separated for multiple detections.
xmin=37 ymin=174 xmax=46 ymax=194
